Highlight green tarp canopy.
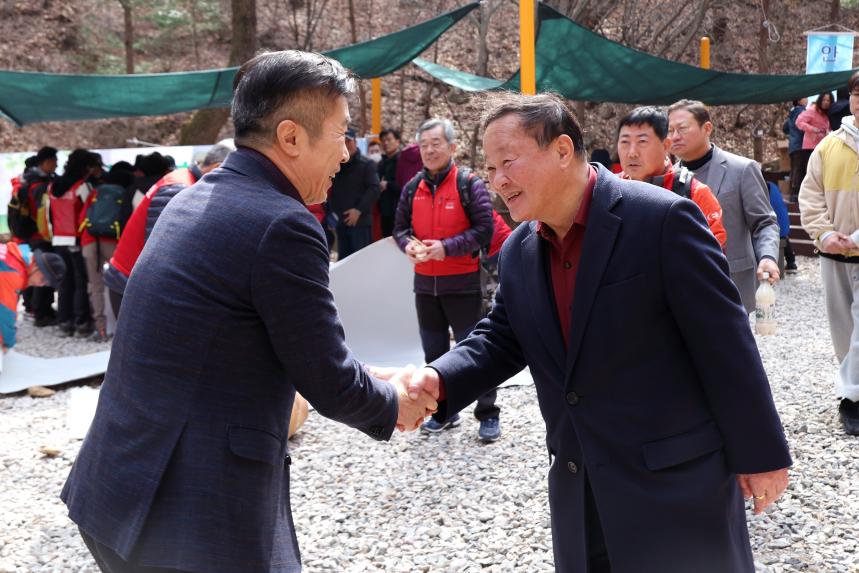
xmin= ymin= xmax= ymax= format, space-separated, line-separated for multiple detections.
xmin=0 ymin=2 xmax=478 ymax=126
xmin=416 ymin=2 xmax=858 ymax=105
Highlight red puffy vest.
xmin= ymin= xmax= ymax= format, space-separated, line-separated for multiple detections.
xmin=412 ymin=164 xmax=479 ymax=276
xmin=50 ymin=179 xmax=87 ymax=246
xmin=110 ymin=168 xmax=197 ymax=278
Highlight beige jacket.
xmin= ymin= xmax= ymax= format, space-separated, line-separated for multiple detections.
xmin=799 ymin=117 xmax=859 ymax=257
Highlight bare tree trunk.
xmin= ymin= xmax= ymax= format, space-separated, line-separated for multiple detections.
xmin=399 ymin=68 xmax=405 ymax=135
xmin=188 ymin=0 xmax=200 ymax=68
xmin=118 ymin=0 xmax=134 ymax=74
xmin=831 ymin=0 xmax=840 ymax=22
xmin=347 ymin=0 xmax=368 ymax=133
xmin=179 ymin=0 xmax=257 ymax=144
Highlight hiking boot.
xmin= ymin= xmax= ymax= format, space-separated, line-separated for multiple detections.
xmin=839 ymin=399 xmax=859 ymax=436
xmin=33 ymin=315 xmax=57 ymax=328
xmin=420 ymin=413 xmax=461 ymax=434
xmin=785 ymin=263 xmax=798 ymax=275
xmin=57 ymin=321 xmax=75 ymax=337
xmin=478 ymin=417 xmax=501 ymax=442
xmin=76 ymin=322 xmax=94 ymax=338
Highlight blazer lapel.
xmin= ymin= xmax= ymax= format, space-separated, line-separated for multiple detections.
xmin=521 ymin=226 xmax=566 ymax=373
xmin=707 ymin=146 xmax=729 ymax=199
xmin=564 ymin=169 xmax=622 ymax=379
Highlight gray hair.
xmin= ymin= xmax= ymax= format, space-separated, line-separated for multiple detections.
xmin=202 ymin=139 xmax=236 ymax=167
xmin=416 ymin=118 xmax=456 ymax=144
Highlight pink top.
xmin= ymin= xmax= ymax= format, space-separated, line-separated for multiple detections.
xmin=795 ymin=107 xmax=830 ymax=150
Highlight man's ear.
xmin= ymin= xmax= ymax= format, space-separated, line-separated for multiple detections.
xmin=555 ymin=134 xmax=575 ymax=167
xmin=276 ymin=120 xmax=301 ymax=158
xmin=702 ymin=121 xmax=714 ymax=139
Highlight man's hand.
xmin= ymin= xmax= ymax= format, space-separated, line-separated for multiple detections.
xmin=387 ymin=365 xmax=437 ymax=431
xmin=737 ymin=468 xmax=789 ymax=515
xmin=407 ymin=367 xmax=441 ymax=401
xmin=365 ymin=364 xmax=399 ymax=380
xmin=422 ymin=239 xmax=446 ymax=261
xmin=343 ymin=209 xmax=361 ymax=227
xmin=821 ymin=232 xmax=854 ymax=255
xmin=405 ymin=241 xmax=428 ymax=264
xmin=380 ymin=180 xmax=388 ymax=192
xmin=756 ymin=258 xmax=780 ymax=284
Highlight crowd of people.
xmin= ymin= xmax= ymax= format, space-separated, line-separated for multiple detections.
xmin=3 ymin=142 xmax=233 ymax=350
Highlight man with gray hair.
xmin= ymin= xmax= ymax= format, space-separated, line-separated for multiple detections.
xmin=393 ymin=118 xmax=500 ymax=441
xmin=102 ymin=139 xmax=236 ymax=317
xmin=63 ymin=50 xmax=436 ymax=573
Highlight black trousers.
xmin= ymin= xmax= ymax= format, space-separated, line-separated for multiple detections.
xmin=55 ymin=246 xmax=91 ymax=326
xmin=380 ymin=214 xmax=395 ymax=238
xmin=784 ymin=237 xmax=796 ymax=267
xmin=28 ymin=239 xmax=55 ymax=320
xmin=80 ymin=529 xmax=192 ymax=573
xmin=416 ymin=292 xmax=499 ymax=420
xmin=789 ymin=149 xmax=811 ymax=199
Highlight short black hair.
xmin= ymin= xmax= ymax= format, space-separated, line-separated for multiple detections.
xmin=667 ymin=99 xmax=711 ymax=126
xmin=35 ymin=146 xmax=58 ymax=164
xmin=231 ymin=50 xmax=355 ymax=146
xmin=140 ymin=152 xmax=170 ymax=178
xmin=618 ymin=106 xmax=669 ymax=140
xmin=380 ymin=128 xmax=401 ymax=141
xmin=481 ymin=92 xmax=586 ymax=158
xmin=110 ymin=160 xmax=135 ymax=173
xmin=104 ymin=164 xmax=135 ymax=188
xmin=792 ymin=99 xmax=805 ymax=107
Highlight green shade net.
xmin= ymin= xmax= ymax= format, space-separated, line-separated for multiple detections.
xmin=415 ymin=2 xmax=858 ymax=105
xmin=0 ymin=2 xmax=478 ymax=126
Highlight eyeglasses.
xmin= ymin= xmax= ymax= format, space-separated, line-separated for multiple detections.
xmin=667 ymin=124 xmax=692 ymax=137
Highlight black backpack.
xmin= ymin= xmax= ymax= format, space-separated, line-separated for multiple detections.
xmin=398 ymin=167 xmax=491 ymax=256
xmin=670 ymin=166 xmax=694 ymax=199
xmin=80 ymin=183 xmax=127 ymax=239
xmin=7 ymin=176 xmax=38 ymax=240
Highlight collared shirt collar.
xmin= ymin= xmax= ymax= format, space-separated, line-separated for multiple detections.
xmin=537 ymin=164 xmax=597 ymax=242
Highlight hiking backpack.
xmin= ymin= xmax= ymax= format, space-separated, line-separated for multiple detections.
xmin=7 ymin=176 xmax=38 ymax=240
xmin=80 ymin=183 xmax=127 ymax=239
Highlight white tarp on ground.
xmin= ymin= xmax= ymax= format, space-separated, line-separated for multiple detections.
xmin=0 ymin=238 xmax=530 ymax=398
xmin=330 ymin=238 xmax=532 ymax=388
xmin=0 ymin=350 xmax=110 ymax=394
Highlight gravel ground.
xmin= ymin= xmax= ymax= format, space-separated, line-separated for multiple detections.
xmin=1 ymin=255 xmax=858 ymax=573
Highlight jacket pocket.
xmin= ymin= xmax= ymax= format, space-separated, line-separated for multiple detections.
xmin=641 ymin=420 xmax=724 ymax=471
xmin=227 ymin=425 xmax=285 ymax=466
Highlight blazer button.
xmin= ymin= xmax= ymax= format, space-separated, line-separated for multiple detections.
xmin=567 ymin=461 xmax=578 ymax=474
xmin=566 ymin=391 xmax=579 ymax=405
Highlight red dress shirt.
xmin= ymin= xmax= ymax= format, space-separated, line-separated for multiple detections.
xmin=536 ymin=166 xmax=596 ymax=345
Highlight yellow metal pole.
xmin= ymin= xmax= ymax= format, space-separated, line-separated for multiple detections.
xmin=700 ymin=37 xmax=711 ymax=70
xmin=371 ymin=78 xmax=382 ymax=137
xmin=519 ymin=0 xmax=536 ymax=95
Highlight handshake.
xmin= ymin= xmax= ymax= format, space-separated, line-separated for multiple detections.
xmin=366 ymin=364 xmax=441 ymax=432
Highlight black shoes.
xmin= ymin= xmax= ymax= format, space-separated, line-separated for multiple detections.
xmin=839 ymin=399 xmax=859 ymax=436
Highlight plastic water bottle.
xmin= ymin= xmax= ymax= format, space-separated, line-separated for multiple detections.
xmin=755 ymin=272 xmax=777 ymax=335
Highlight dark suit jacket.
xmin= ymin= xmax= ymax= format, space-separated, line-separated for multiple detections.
xmin=432 ymin=164 xmax=792 ymax=573
xmin=61 ymin=147 xmax=399 ymax=573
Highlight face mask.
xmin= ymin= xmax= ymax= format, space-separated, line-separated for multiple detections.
xmin=367 ymin=153 xmax=382 ymax=163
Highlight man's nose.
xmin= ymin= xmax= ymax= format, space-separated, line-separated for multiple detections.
xmin=341 ymin=145 xmax=349 ymax=163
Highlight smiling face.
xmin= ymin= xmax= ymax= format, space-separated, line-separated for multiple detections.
xmin=296 ymin=95 xmax=351 ymax=204
xmin=617 ymin=123 xmax=671 ymax=181
xmin=483 ymin=114 xmax=572 ymax=223
xmin=418 ymin=125 xmax=455 ymax=174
